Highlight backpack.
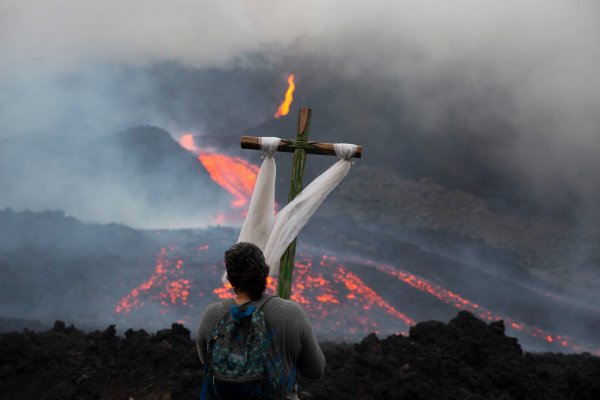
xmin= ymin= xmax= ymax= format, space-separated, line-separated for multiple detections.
xmin=201 ymin=294 xmax=295 ymax=400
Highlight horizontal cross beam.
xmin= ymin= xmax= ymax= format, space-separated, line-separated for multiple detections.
xmin=240 ymin=136 xmax=362 ymax=159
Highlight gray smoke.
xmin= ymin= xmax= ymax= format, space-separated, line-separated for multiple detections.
xmin=1 ymin=0 xmax=599 ymax=226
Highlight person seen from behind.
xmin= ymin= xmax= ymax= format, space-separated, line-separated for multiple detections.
xmin=197 ymin=242 xmax=325 ymax=400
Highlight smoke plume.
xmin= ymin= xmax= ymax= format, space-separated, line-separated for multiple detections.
xmin=1 ymin=0 xmax=599 ymax=225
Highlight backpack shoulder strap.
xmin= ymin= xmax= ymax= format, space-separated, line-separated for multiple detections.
xmin=211 ymin=298 xmax=235 ymax=324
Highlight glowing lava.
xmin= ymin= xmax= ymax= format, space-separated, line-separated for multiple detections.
xmin=116 ymin=244 xmax=600 ymax=353
xmin=274 ymin=74 xmax=295 ymax=118
xmin=211 ymin=253 xmax=415 ymax=336
xmin=347 ymin=256 xmax=594 ymax=353
xmin=178 ymin=133 xmax=259 ymax=215
xmin=199 ymin=153 xmax=258 ymax=209
xmin=119 ymin=104 xmax=598 ymax=352
xmin=334 ymin=266 xmax=415 ymax=328
xmin=115 ymin=247 xmax=190 ymax=317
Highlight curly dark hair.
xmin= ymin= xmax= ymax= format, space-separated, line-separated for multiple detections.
xmin=224 ymin=242 xmax=269 ymax=301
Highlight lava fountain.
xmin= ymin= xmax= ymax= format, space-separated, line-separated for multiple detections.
xmin=274 ymin=74 xmax=295 ymax=118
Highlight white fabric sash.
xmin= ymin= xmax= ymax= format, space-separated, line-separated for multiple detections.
xmin=237 ymin=137 xmax=280 ymax=250
xmin=231 ymin=138 xmax=357 ymax=278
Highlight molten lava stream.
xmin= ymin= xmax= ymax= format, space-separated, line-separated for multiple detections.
xmin=213 ymin=253 xmax=415 ymax=338
xmin=198 ymin=153 xmax=258 ymax=209
xmin=177 ymin=133 xmax=260 ymax=223
xmin=118 ymin=231 xmax=596 ymax=352
xmin=346 ymin=256 xmax=599 ymax=354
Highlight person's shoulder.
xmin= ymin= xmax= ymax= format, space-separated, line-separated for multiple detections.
xmin=203 ymin=300 xmax=228 ymax=318
xmin=267 ymin=296 xmax=306 ymax=314
xmin=197 ymin=300 xmax=231 ymax=340
xmin=263 ymin=296 xmax=311 ymax=332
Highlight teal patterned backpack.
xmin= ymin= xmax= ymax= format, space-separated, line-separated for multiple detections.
xmin=201 ymin=295 xmax=294 ymax=400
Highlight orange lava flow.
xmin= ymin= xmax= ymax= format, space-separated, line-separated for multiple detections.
xmin=115 ymin=247 xmax=191 ymax=316
xmin=177 ymin=132 xmax=262 ymax=218
xmin=198 ymin=153 xmax=259 ymax=208
xmin=334 ymin=266 xmax=415 ymax=328
xmin=274 ymin=74 xmax=295 ymax=118
xmin=211 ymin=254 xmax=415 ymax=337
xmin=117 ymin=244 xmax=598 ymax=353
xmin=350 ymin=257 xmax=594 ymax=353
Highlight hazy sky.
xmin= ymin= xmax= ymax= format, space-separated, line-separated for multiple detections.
xmin=2 ymin=1 xmax=598 ymax=68
xmin=2 ymin=0 xmax=599 ymax=136
xmin=1 ymin=0 xmax=599 ymax=225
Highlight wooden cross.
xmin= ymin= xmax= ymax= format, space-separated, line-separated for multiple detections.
xmin=240 ymin=107 xmax=363 ymax=299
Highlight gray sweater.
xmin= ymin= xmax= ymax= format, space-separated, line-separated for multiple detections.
xmin=196 ymin=294 xmax=326 ymax=399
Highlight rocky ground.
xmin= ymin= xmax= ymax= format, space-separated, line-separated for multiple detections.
xmin=1 ymin=311 xmax=598 ymax=400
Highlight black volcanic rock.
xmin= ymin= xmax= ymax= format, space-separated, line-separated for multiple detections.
xmin=409 ymin=311 xmax=522 ymax=362
xmin=0 ymin=317 xmax=46 ymax=333
xmin=1 ymin=312 xmax=599 ymax=400
xmin=303 ymin=312 xmax=600 ymax=400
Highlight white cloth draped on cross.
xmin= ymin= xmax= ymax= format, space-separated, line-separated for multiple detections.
xmin=233 ymin=136 xmax=358 ymax=277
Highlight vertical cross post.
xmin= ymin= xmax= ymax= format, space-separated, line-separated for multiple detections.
xmin=277 ymin=108 xmax=311 ymax=299
xmin=240 ymin=108 xmax=362 ymax=300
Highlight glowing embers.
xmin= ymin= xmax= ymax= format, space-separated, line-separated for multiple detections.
xmin=349 ymin=257 xmax=593 ymax=354
xmin=116 ymin=241 xmax=599 ymax=353
xmin=274 ymin=74 xmax=295 ymax=118
xmin=115 ymin=246 xmax=191 ymax=316
xmin=211 ymin=253 xmax=415 ymax=338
